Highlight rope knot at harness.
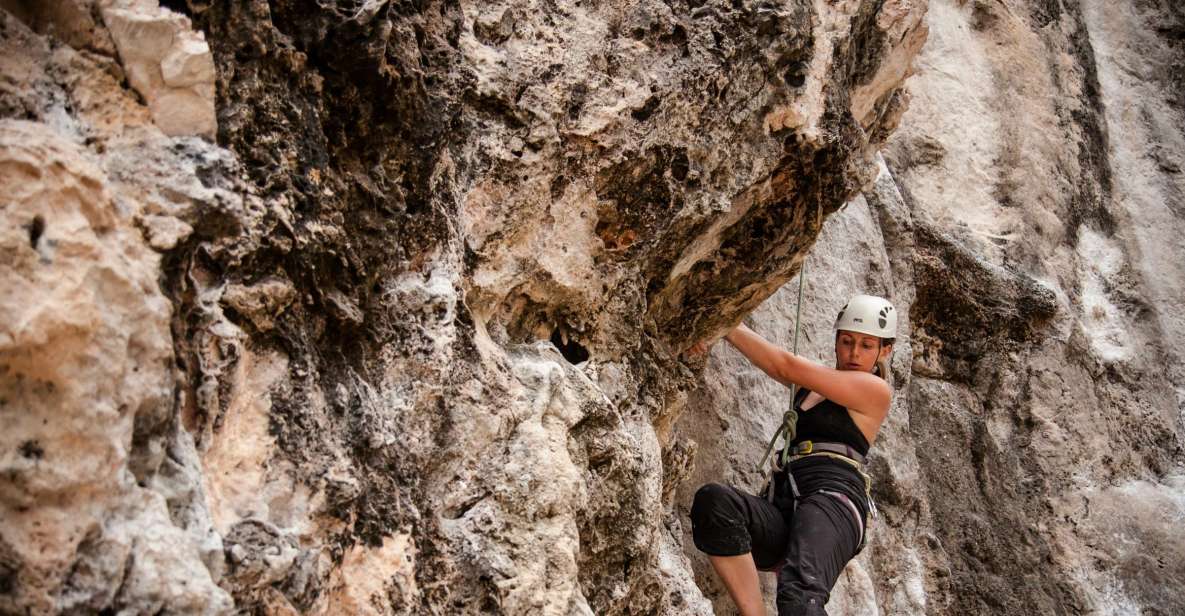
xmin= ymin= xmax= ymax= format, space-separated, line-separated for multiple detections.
xmin=759 ymin=405 xmax=799 ymax=472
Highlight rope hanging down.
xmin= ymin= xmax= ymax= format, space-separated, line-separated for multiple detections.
xmin=758 ymin=259 xmax=806 ymax=472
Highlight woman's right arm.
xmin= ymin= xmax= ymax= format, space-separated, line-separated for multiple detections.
xmin=724 ymin=324 xmax=890 ymax=417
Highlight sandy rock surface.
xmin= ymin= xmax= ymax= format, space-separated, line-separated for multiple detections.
xmin=0 ymin=116 xmax=229 ymax=613
xmin=2 ymin=0 xmax=1182 ymax=614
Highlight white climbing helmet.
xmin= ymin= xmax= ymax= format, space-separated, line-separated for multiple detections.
xmin=834 ymin=294 xmax=897 ymax=339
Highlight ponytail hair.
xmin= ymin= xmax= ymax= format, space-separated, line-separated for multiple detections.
xmin=874 ymin=337 xmax=896 ymax=382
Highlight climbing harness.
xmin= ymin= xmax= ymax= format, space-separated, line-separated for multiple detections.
xmin=787 ymin=439 xmax=866 ymax=464
xmin=818 ymin=489 xmax=864 ymax=547
xmin=756 ymin=438 xmax=877 ymax=571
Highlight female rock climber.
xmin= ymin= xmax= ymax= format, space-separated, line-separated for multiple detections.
xmin=686 ymin=295 xmax=896 ymax=616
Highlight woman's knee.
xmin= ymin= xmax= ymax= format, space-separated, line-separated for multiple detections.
xmin=689 ymin=483 xmax=750 ymax=555
xmin=691 ymin=483 xmax=735 ymax=529
xmin=691 ymin=482 xmax=733 ymax=513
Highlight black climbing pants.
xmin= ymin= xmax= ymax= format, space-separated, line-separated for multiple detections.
xmin=689 ymin=459 xmax=868 ymax=615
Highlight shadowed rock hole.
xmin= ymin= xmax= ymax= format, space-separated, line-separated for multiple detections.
xmin=28 ymin=215 xmax=44 ymax=249
xmin=0 ymin=565 xmax=13 ymax=595
xmin=550 ymin=327 xmax=590 ymax=364
xmin=670 ymin=150 xmax=690 ymax=182
xmin=661 ymin=24 xmax=688 ymax=56
xmin=631 ymin=96 xmax=660 ymax=122
xmin=18 ymin=440 xmax=43 ymax=460
xmin=444 ymin=492 xmax=487 ymax=520
xmin=550 ymin=175 xmax=568 ymax=200
xmin=158 ymin=0 xmax=192 ymax=16
xmin=782 ymin=132 xmax=801 ymax=152
xmin=1156 ymin=26 xmax=1185 ymax=41
xmin=568 ymin=84 xmax=589 ymax=120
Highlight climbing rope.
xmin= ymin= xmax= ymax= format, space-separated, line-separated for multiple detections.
xmin=758 ymin=258 xmax=807 ymax=473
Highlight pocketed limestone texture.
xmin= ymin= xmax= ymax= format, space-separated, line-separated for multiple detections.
xmin=1 ymin=0 xmax=926 ymax=612
xmin=4 ymin=0 xmax=1182 ymax=615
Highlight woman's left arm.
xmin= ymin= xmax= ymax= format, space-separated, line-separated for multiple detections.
xmin=723 ymin=324 xmax=891 ymax=417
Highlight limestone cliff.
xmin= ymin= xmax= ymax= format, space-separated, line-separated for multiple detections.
xmin=1 ymin=0 xmax=1181 ymax=615
xmin=679 ymin=1 xmax=1185 ymax=614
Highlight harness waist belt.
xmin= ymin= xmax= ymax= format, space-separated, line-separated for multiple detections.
xmin=791 ymin=440 xmax=866 ymax=465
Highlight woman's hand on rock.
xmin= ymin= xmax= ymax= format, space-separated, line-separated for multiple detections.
xmin=685 ymin=339 xmax=713 ymax=358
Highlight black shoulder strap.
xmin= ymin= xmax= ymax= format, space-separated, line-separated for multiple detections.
xmin=793 ymin=386 xmax=811 ymax=410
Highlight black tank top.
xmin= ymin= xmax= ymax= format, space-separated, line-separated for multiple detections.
xmin=789 ymin=387 xmax=870 ymax=456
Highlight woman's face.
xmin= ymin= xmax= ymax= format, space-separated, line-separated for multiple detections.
xmin=834 ymin=330 xmax=890 ymax=372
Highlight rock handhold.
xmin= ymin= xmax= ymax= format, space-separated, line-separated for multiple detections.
xmin=101 ymin=1 xmax=217 ymax=138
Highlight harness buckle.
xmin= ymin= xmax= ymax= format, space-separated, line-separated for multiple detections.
xmin=798 ymin=440 xmax=813 ymax=455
